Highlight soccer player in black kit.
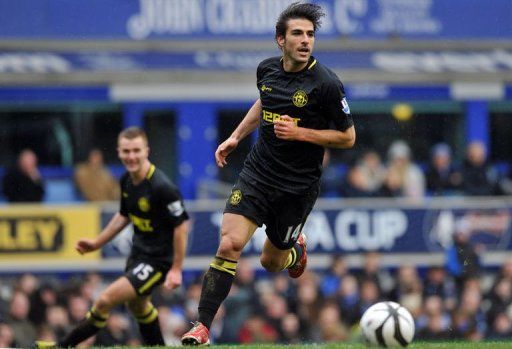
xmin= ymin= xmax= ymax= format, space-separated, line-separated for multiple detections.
xmin=182 ymin=2 xmax=355 ymax=345
xmin=34 ymin=127 xmax=189 ymax=348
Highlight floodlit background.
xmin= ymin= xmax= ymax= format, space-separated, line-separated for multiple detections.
xmin=0 ymin=0 xmax=512 ymax=346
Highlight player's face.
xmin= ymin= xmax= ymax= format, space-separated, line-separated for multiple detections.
xmin=278 ymin=18 xmax=315 ymax=67
xmin=117 ymin=136 xmax=149 ymax=174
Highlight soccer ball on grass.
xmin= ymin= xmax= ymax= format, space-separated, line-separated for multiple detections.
xmin=360 ymin=301 xmax=415 ymax=347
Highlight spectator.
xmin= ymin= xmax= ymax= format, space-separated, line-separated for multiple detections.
xmin=342 ymin=150 xmax=386 ymax=197
xmin=355 ymin=251 xmax=393 ymax=296
xmin=487 ymin=312 xmax=512 ymax=340
xmin=272 ymin=273 xmax=297 ymax=310
xmin=485 ymin=278 xmax=512 ymax=326
xmin=426 ymin=143 xmax=462 ymax=196
xmin=0 ymin=323 xmax=15 ymax=348
xmin=445 ymin=221 xmax=481 ymax=293
xmin=238 ymin=314 xmax=278 ymax=344
xmin=382 ymin=140 xmax=425 ymax=198
xmin=453 ymin=288 xmax=487 ymax=341
xmin=295 ymin=272 xmax=322 ymax=339
xmin=314 ymin=302 xmax=349 ymax=342
xmin=493 ymin=258 xmax=512 ymax=285
xmin=358 ymin=279 xmax=382 ymax=315
xmin=320 ymin=254 xmax=348 ymax=299
xmin=340 ymin=166 xmax=370 ymax=197
xmin=5 ymin=291 xmax=37 ymax=348
xmin=45 ymin=305 xmax=70 ymax=343
xmin=2 ymin=149 xmax=45 ymax=202
xmin=29 ymin=283 xmax=58 ymax=326
xmin=460 ymin=141 xmax=501 ymax=196
xmin=390 ymin=265 xmax=423 ymax=318
xmin=279 ymin=313 xmax=301 ymax=344
xmin=74 ymin=148 xmax=120 ymax=201
xmin=416 ymin=311 xmax=453 ymax=341
xmin=336 ymin=274 xmax=360 ymax=326
xmin=356 ymin=151 xmax=386 ymax=194
xmin=66 ymin=294 xmax=90 ymax=326
xmin=416 ymin=296 xmax=451 ymax=332
xmin=422 ymin=266 xmax=457 ymax=311
xmin=341 ymin=150 xmax=386 ymax=197
xmin=262 ymin=293 xmax=288 ymax=338
xmin=94 ymin=312 xmax=134 ymax=346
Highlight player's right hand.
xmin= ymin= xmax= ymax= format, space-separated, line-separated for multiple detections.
xmin=215 ymin=137 xmax=238 ymax=167
xmin=75 ymin=239 xmax=98 ymax=254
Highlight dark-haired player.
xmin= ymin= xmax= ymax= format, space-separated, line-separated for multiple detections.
xmin=34 ymin=127 xmax=189 ymax=348
xmin=181 ymin=2 xmax=355 ymax=345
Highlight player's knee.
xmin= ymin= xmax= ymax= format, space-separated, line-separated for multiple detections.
xmin=217 ymin=235 xmax=245 ymax=258
xmin=126 ymin=301 xmax=147 ymax=316
xmin=94 ymin=293 xmax=115 ymax=313
xmin=260 ymin=255 xmax=282 ymax=272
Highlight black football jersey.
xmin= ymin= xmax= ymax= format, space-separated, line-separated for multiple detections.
xmin=119 ymin=164 xmax=189 ymax=263
xmin=240 ymin=56 xmax=353 ymax=194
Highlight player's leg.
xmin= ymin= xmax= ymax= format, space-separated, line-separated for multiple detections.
xmin=123 ymin=258 xmax=168 ymax=345
xmin=260 ymin=236 xmax=301 ymax=271
xmin=127 ymin=296 xmax=165 ymax=345
xmin=59 ymin=276 xmax=136 ymax=347
xmin=182 ymin=213 xmax=257 ymax=345
xmin=261 ymin=187 xmax=317 ymax=278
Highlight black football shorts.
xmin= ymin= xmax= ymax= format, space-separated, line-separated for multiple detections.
xmin=224 ymin=176 xmax=318 ymax=250
xmin=124 ymin=256 xmax=170 ymax=296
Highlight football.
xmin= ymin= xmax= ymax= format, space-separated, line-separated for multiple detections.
xmin=360 ymin=301 xmax=415 ymax=347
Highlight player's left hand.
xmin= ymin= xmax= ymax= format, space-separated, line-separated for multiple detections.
xmin=164 ymin=267 xmax=182 ymax=290
xmin=274 ymin=115 xmax=300 ymax=140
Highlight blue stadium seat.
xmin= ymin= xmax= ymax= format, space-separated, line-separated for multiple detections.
xmin=44 ymin=179 xmax=80 ymax=203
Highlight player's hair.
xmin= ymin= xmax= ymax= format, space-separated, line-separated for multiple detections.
xmin=118 ymin=126 xmax=148 ymax=144
xmin=275 ymin=2 xmax=324 ymax=42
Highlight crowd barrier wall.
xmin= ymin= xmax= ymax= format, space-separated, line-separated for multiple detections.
xmin=1 ymin=197 xmax=511 ymax=272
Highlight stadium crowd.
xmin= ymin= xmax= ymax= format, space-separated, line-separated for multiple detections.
xmin=1 ymin=252 xmax=512 ymax=347
xmin=322 ymin=139 xmax=512 ymax=199
xmin=1 ymin=138 xmax=511 ymax=347
xmin=2 ymin=139 xmax=512 ymax=203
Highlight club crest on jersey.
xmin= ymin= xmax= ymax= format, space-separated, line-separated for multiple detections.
xmin=341 ymin=97 xmax=351 ymax=114
xmin=138 ymin=197 xmax=150 ymax=212
xmin=292 ymin=90 xmax=308 ymax=108
xmin=261 ymin=85 xmax=272 ymax=92
xmin=229 ymin=189 xmax=242 ymax=205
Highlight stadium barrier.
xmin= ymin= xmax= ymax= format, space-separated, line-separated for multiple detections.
xmin=1 ymin=197 xmax=511 ymax=272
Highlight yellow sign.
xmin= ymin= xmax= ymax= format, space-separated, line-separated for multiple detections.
xmin=0 ymin=204 xmax=100 ymax=261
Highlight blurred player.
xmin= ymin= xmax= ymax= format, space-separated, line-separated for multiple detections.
xmin=34 ymin=127 xmax=190 ymax=348
xmin=181 ymin=2 xmax=355 ymax=345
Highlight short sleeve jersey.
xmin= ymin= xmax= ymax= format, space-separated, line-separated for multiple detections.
xmin=119 ymin=164 xmax=189 ymax=263
xmin=240 ymin=56 xmax=353 ymax=194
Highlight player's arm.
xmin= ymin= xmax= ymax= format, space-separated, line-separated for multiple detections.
xmin=164 ymin=219 xmax=190 ymax=289
xmin=274 ymin=117 xmax=355 ymax=148
xmin=215 ymin=98 xmax=262 ymax=167
xmin=75 ymin=212 xmax=130 ymax=254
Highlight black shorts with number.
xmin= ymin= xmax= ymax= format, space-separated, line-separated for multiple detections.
xmin=224 ymin=176 xmax=319 ymax=250
xmin=124 ymin=256 xmax=170 ymax=296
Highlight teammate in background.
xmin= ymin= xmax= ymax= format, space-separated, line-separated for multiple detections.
xmin=182 ymin=2 xmax=355 ymax=345
xmin=34 ymin=127 xmax=190 ymax=348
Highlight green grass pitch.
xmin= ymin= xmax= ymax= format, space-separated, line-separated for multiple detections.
xmin=108 ymin=343 xmax=512 ymax=348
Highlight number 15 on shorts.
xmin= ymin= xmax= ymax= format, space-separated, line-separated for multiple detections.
xmin=133 ymin=263 xmax=154 ymax=280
